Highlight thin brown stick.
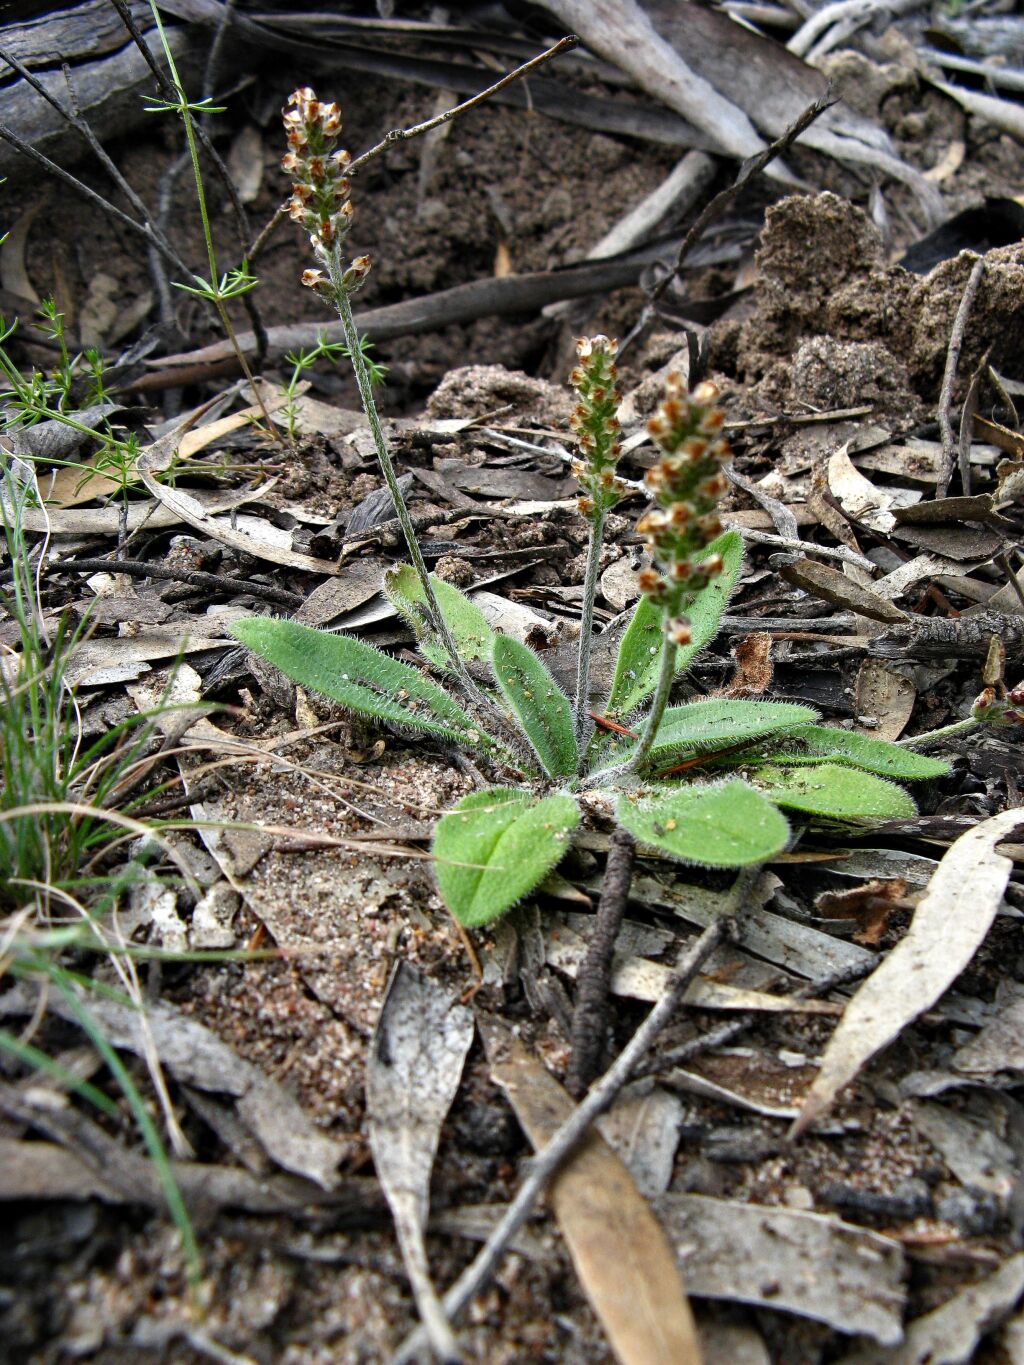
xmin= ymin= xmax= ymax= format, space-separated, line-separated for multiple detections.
xmin=565 ymin=825 xmax=636 ymax=1097
xmin=346 ymin=36 xmax=578 ymax=176
xmin=937 ymin=255 xmax=985 ymax=498
xmin=390 ymin=912 xmax=738 ymax=1365
xmin=46 ymin=556 xmax=303 ymax=609
xmin=649 ymin=88 xmax=838 ymax=309
xmin=245 ymin=36 xmax=578 ymax=258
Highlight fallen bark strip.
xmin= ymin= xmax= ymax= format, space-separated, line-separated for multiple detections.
xmin=138 ymin=249 xmax=676 ymax=378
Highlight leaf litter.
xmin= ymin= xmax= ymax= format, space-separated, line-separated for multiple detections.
xmin=3 ymin=6 xmax=1024 ymax=1360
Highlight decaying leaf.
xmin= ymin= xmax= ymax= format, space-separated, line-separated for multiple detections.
xmin=792 ymin=806 xmax=1024 ymax=1137
xmin=835 ymin=1253 xmax=1024 ymax=1365
xmin=484 ymin=1022 xmax=702 ymax=1365
xmin=657 ymin=1193 xmax=906 ymax=1345
xmin=366 ymin=963 xmax=474 ymax=1359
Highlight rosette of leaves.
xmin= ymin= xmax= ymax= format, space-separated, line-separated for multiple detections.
xmin=230 ymin=541 xmax=947 ymax=927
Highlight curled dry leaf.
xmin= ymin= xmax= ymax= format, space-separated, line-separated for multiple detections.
xmin=366 ymin=963 xmax=474 ymax=1360
xmin=792 ymin=806 xmax=1024 ymax=1138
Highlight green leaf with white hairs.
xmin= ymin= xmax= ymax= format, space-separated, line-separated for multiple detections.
xmin=230 ymin=617 xmax=505 ymax=757
xmin=384 ymin=565 xmax=495 ymax=671
xmin=649 ymin=699 xmax=817 ymax=764
xmin=606 ymin=529 xmax=743 ymax=721
xmin=617 ymin=779 xmax=789 ymax=866
xmin=751 ymin=763 xmax=917 ymax=822
xmin=433 ymin=787 xmax=580 ymax=926
xmin=491 ymin=634 xmax=577 ymax=778
xmin=769 ymin=725 xmax=951 ymax=780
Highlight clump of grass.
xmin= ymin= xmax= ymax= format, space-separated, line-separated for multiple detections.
xmin=0 ymin=458 xmax=203 ymax=1292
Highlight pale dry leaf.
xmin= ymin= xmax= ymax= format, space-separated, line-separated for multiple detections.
xmin=366 ymin=963 xmax=474 ymax=1358
xmin=486 ymin=1025 xmax=702 ymax=1365
xmin=658 ymin=1193 xmax=905 ymax=1345
xmin=854 ymin=658 xmax=916 ymax=739
xmin=835 ymin=1252 xmax=1024 ymax=1365
xmin=792 ymin=806 xmax=1024 ymax=1137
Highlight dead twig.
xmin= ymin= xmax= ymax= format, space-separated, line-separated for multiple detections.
xmin=246 ymin=36 xmax=578 ymax=266
xmin=565 ymin=825 xmax=636 ymax=1097
xmin=48 ymin=556 xmax=304 ymax=610
xmin=390 ymin=911 xmax=738 ymax=1365
xmin=937 ymin=255 xmax=985 ymax=498
xmin=348 ymin=36 xmax=578 ymax=176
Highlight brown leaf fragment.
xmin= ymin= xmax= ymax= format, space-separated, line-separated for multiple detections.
xmin=855 ymin=658 xmax=916 ymax=740
xmin=834 ymin=1252 xmax=1024 ymax=1365
xmin=974 ymin=414 xmax=1024 ymax=459
xmin=725 ymin=633 xmax=773 ymax=697
xmin=815 ymin=879 xmax=908 ymax=946
xmin=951 ymin=980 xmax=1024 ymax=1077
xmin=792 ymin=806 xmax=1024 ymax=1138
xmin=893 ymin=494 xmax=995 ymax=525
xmin=485 ymin=1024 xmax=702 ymax=1365
xmin=366 ymin=963 xmax=474 ymax=1360
xmin=656 ymin=1194 xmax=906 ymax=1345
xmin=779 ymin=557 xmax=909 ymax=623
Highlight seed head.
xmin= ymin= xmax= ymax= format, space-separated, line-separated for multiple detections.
xmin=569 ymin=335 xmax=626 ymax=526
xmin=636 ymin=376 xmax=731 ymax=639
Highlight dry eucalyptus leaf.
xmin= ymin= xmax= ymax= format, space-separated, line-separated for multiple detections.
xmin=792 ymin=806 xmax=1024 ymax=1138
xmin=834 ymin=1252 xmax=1024 ymax=1365
xmin=485 ymin=1024 xmax=702 ymax=1365
xmin=0 ymin=986 xmax=346 ymax=1188
xmin=854 ymin=658 xmax=916 ymax=740
xmin=657 ymin=1193 xmax=905 ymax=1345
xmin=779 ymin=557 xmax=908 ymax=624
xmin=366 ymin=962 xmax=474 ymax=1358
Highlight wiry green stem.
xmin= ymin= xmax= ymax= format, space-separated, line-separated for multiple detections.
xmin=329 ymin=270 xmax=464 ymax=677
xmin=625 ymin=622 xmax=677 ymax=775
xmin=574 ymin=509 xmax=605 ymax=767
xmin=897 ymin=716 xmax=980 ymax=748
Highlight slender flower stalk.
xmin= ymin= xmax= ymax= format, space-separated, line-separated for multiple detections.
xmin=626 ymin=376 xmax=731 ymax=773
xmin=281 ymin=88 xmax=465 ymax=680
xmin=569 ymin=336 xmax=627 ymax=763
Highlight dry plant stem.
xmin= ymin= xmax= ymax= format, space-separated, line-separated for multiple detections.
xmin=0 ymin=121 xmax=193 ymax=280
xmin=53 ymin=557 xmax=303 ymax=609
xmin=937 ymin=255 xmax=985 ymax=498
xmin=331 ymin=279 xmax=465 ymax=682
xmin=345 ymin=35 xmax=578 ymax=176
xmin=649 ymin=89 xmax=837 ymax=310
xmin=573 ymin=508 xmax=606 ymax=759
xmin=390 ymin=914 xmax=733 ymax=1365
xmin=565 ymin=824 xmax=635 ymax=1097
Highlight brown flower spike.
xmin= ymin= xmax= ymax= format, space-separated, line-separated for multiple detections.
xmin=637 ymin=376 xmax=730 ymax=645
xmin=282 ymin=88 xmax=370 ymax=297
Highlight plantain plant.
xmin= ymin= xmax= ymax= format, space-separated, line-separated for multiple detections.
xmin=229 ymin=89 xmax=951 ymax=928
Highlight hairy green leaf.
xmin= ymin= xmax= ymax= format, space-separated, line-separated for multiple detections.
xmin=617 ymin=779 xmax=789 ymax=866
xmin=491 ymin=634 xmax=577 ymax=778
xmin=230 ymin=617 xmax=504 ymax=756
xmin=433 ymin=787 xmax=580 ymax=926
xmin=649 ymin=699 xmax=817 ymax=764
xmin=605 ymin=530 xmax=742 ymax=721
xmin=770 ymin=725 xmax=951 ymax=780
xmin=383 ymin=565 xmax=495 ymax=670
xmin=751 ymin=763 xmax=917 ymax=822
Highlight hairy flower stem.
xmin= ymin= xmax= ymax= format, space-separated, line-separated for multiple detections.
xmin=574 ymin=509 xmax=606 ymax=767
xmin=897 ymin=716 xmax=980 ymax=748
xmin=331 ymin=275 xmax=464 ymax=678
xmin=626 ymin=625 xmax=677 ymax=774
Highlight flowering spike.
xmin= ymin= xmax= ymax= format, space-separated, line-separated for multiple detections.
xmin=636 ymin=376 xmax=731 ymax=637
xmin=569 ymin=335 xmax=626 ymax=526
xmin=281 ymin=86 xmax=363 ymax=294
